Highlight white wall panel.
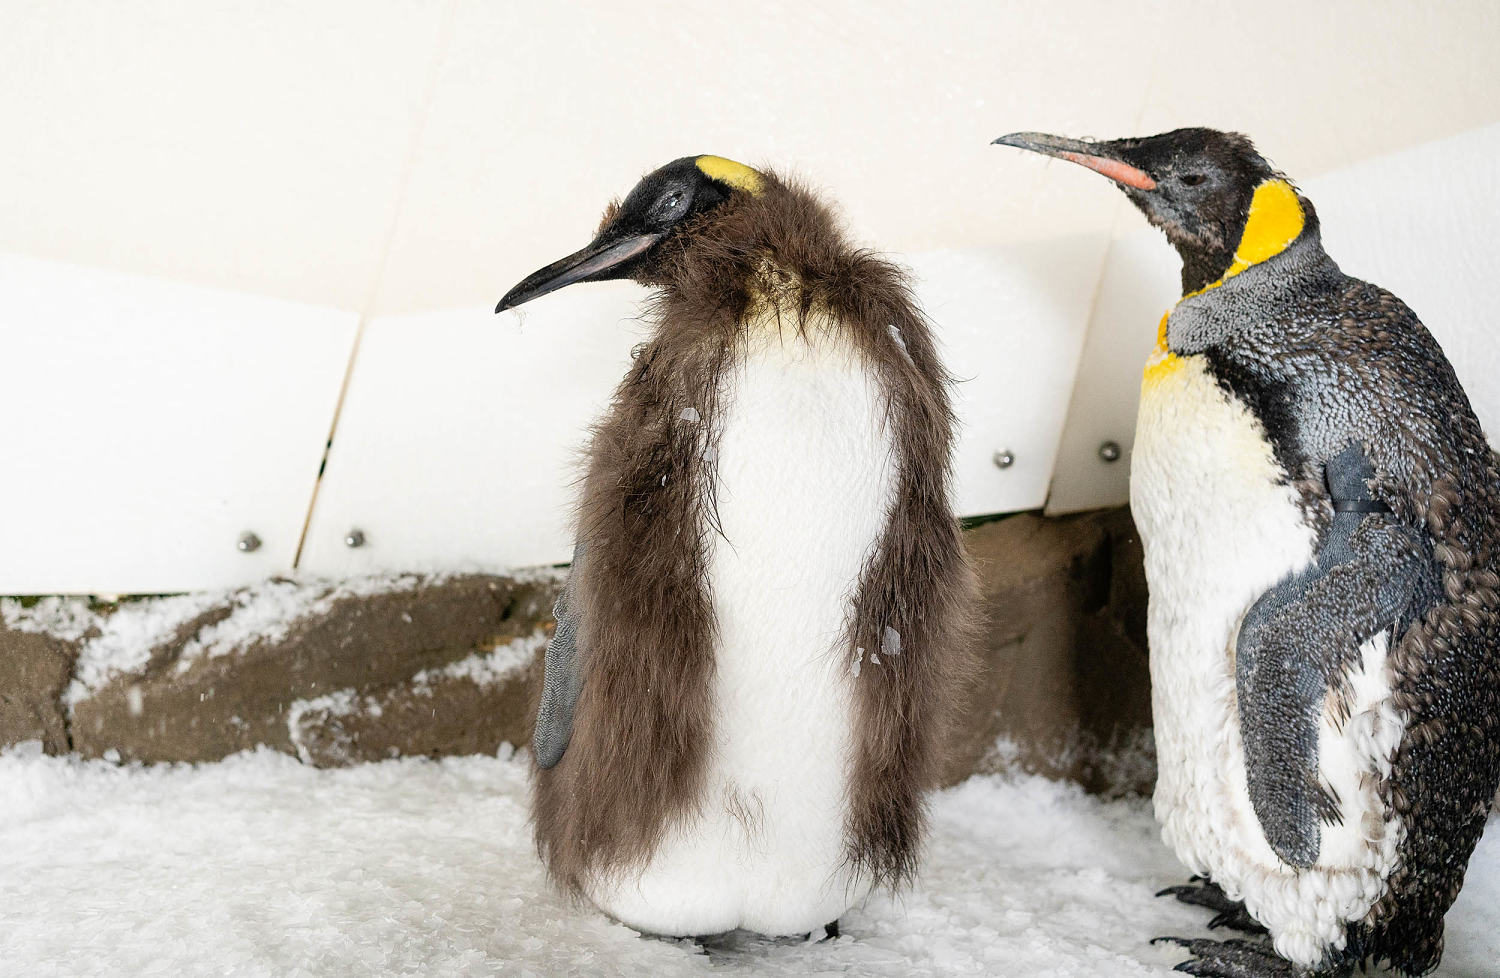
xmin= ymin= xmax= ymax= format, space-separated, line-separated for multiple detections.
xmin=0 ymin=255 xmax=357 ymax=594
xmin=0 ymin=0 xmax=451 ymax=309
xmin=1045 ymin=123 xmax=1500 ymax=514
xmin=910 ymin=241 xmax=1104 ymax=517
xmin=298 ymin=286 xmax=648 ymax=576
xmin=2 ymin=4 xmax=1496 ymax=590
xmin=0 ymin=1 xmax=1487 ymax=317
xmin=302 ymin=239 xmax=1101 ymax=575
xmin=1044 ymin=231 xmax=1178 ymax=514
xmin=366 ymin=0 xmax=1159 ymax=318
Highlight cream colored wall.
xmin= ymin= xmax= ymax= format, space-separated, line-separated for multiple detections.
xmin=1 ymin=0 xmax=1495 ymax=317
xmin=2 ymin=1 xmax=1497 ymax=592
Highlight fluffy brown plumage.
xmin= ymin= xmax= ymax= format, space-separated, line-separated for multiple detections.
xmin=531 ymin=169 xmax=979 ymax=899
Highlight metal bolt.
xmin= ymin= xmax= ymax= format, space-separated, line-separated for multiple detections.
xmin=992 ymin=449 xmax=1015 ymax=470
xmin=236 ymin=532 xmax=262 ymax=553
xmin=344 ymin=528 xmax=366 ymax=549
xmin=1098 ymin=441 xmax=1122 ymax=463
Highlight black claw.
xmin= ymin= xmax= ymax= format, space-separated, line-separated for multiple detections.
xmin=1155 ymin=935 xmax=1300 ymax=978
xmin=1208 ymin=909 xmax=1269 ymax=935
xmin=1159 ymin=877 xmax=1267 ymax=935
xmin=822 ymin=920 xmax=840 ymax=941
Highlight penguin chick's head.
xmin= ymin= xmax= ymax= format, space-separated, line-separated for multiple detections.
xmin=994 ymin=128 xmax=1289 ymax=293
xmin=496 ymin=155 xmax=764 ymax=312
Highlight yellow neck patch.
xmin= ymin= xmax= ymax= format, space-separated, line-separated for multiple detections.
xmin=695 ymin=155 xmax=765 ymax=196
xmin=1145 ymin=178 xmax=1304 ymax=385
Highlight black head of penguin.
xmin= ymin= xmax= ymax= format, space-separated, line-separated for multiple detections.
xmin=994 ymin=128 xmax=1283 ymax=294
xmin=496 ymin=155 xmax=764 ymax=313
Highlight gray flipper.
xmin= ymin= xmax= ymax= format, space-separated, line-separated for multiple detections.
xmin=1236 ymin=443 xmax=1430 ymax=867
xmin=533 ymin=542 xmax=586 ymax=770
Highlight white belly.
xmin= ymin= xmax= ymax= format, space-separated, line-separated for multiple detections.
xmin=587 ymin=318 xmax=895 ymax=936
xmin=1132 ymin=353 xmax=1405 ymax=966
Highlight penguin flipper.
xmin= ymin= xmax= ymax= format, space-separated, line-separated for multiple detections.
xmin=533 ymin=542 xmax=586 ymax=770
xmin=1235 ymin=444 xmax=1431 ymax=867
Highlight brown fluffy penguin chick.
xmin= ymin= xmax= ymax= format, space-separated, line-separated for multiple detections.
xmin=495 ymin=155 xmax=978 ymax=937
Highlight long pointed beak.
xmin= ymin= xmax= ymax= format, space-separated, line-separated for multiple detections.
xmin=495 ymin=231 xmax=663 ymax=313
xmin=993 ymin=132 xmax=1157 ymax=191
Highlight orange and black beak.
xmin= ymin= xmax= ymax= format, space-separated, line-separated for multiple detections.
xmin=992 ymin=132 xmax=1157 ymax=191
xmin=495 ymin=230 xmax=662 ymax=313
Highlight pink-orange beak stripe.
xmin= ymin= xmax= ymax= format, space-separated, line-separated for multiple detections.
xmin=1057 ymin=151 xmax=1158 ymax=190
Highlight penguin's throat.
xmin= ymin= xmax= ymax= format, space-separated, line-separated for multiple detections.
xmin=1148 ymin=179 xmax=1305 ymax=374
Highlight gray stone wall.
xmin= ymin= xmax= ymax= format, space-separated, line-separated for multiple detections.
xmin=1 ymin=507 xmax=1154 ymax=794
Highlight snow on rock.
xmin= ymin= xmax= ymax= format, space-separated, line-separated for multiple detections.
xmin=285 ymin=690 xmax=383 ymax=765
xmin=62 ymin=574 xmax=457 ymax=709
xmin=172 ymin=573 xmax=434 ymax=671
xmin=0 ymin=595 xmax=101 ymax=642
xmin=283 ymin=628 xmax=548 ymax=768
xmin=0 ymin=745 xmax=1494 ymax=977
xmin=409 ymin=630 xmax=548 ymax=690
xmin=64 ymin=591 xmax=226 ymax=707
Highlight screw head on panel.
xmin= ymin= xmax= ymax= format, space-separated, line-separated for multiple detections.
xmin=344 ymin=529 xmax=366 ymax=549
xmin=236 ymin=532 xmax=262 ymax=553
xmin=992 ymin=450 xmax=1015 ymax=470
xmin=1098 ymin=441 xmax=1122 ymax=463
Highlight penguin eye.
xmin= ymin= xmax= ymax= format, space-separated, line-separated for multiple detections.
xmin=653 ymin=189 xmax=689 ymax=222
xmin=1179 ymin=173 xmax=1208 ymax=187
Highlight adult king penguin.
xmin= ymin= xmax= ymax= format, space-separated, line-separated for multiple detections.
xmin=495 ymin=155 xmax=975 ymax=938
xmin=995 ymin=128 xmax=1500 ymax=976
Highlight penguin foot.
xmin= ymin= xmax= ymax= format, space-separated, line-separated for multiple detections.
xmin=1151 ymin=937 xmax=1353 ymax=978
xmin=805 ymin=920 xmax=839 ymax=942
xmin=1151 ymin=937 xmax=1294 ymax=977
xmin=1156 ymin=878 xmax=1267 ymax=935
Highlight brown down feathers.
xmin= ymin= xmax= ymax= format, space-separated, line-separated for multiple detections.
xmin=531 ymin=170 xmax=979 ymax=898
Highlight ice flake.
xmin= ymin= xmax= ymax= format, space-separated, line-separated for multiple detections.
xmin=887 ymin=323 xmax=908 ymax=358
xmin=851 ymin=647 xmax=864 ymax=677
xmin=882 ymin=626 xmax=902 ymax=657
xmin=679 ymin=406 xmax=701 ymax=423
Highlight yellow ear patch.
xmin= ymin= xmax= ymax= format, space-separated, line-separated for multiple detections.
xmin=1180 ymin=178 xmax=1305 ymax=300
xmin=695 ymin=155 xmax=765 ymax=196
xmin=1223 ymin=179 xmax=1305 ymax=279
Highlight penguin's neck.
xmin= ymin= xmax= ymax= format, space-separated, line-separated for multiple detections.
xmin=1178 ymin=179 xmax=1307 ymax=298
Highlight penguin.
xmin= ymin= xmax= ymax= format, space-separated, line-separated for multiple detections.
xmin=993 ymin=128 xmax=1500 ymax=977
xmin=495 ymin=155 xmax=976 ymax=938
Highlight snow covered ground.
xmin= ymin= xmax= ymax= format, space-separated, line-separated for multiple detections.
xmin=0 ymin=744 xmax=1495 ymax=978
